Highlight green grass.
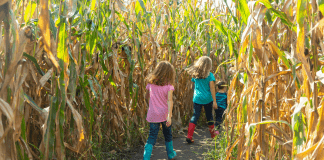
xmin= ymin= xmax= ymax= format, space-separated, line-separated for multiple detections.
xmin=205 ymin=126 xmax=238 ymax=160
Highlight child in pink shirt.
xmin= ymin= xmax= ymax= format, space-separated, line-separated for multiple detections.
xmin=143 ymin=61 xmax=176 ymax=160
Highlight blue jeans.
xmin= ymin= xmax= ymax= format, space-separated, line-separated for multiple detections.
xmin=146 ymin=122 xmax=172 ymax=145
xmin=190 ymin=101 xmax=214 ymax=125
xmin=214 ymin=107 xmax=225 ymax=129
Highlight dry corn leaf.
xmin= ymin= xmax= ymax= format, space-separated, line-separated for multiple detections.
xmin=38 ymin=0 xmax=59 ymax=70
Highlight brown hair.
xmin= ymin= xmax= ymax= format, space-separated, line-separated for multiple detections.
xmin=186 ymin=56 xmax=212 ymax=79
xmin=217 ymin=81 xmax=226 ymax=89
xmin=146 ymin=61 xmax=176 ymax=86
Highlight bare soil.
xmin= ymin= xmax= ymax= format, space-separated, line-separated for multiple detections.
xmin=127 ymin=125 xmax=215 ymax=160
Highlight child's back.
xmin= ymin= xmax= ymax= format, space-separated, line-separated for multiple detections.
xmin=192 ymin=72 xmax=215 ymax=105
xmin=216 ymin=92 xmax=227 ymax=109
xmin=146 ymin=83 xmax=174 ymax=122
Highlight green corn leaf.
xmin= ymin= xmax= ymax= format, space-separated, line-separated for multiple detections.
xmin=91 ymin=0 xmax=96 ymax=11
xmin=80 ymin=77 xmax=94 ymax=140
xmin=243 ymin=72 xmax=248 ymax=84
xmin=88 ymin=78 xmax=98 ymax=99
xmin=7 ymin=86 xmax=11 ymax=104
xmin=242 ymin=96 xmax=247 ymax=123
xmin=16 ymin=142 xmax=22 ymax=159
xmin=292 ymin=63 xmax=298 ymax=88
xmin=138 ymin=0 xmax=147 ymax=13
xmin=29 ymin=143 xmax=44 ymax=159
xmin=278 ymin=50 xmax=292 ymax=69
xmin=23 ymin=53 xmax=45 ymax=76
xmin=256 ymin=0 xmax=272 ymax=8
xmin=135 ymin=0 xmax=147 ymax=14
xmin=99 ymin=54 xmax=109 ymax=74
xmin=206 ymin=33 xmax=211 ymax=56
xmin=237 ymin=0 xmax=250 ymax=25
xmin=93 ymin=77 xmax=103 ymax=101
xmin=293 ymin=113 xmax=305 ymax=155
xmin=265 ymin=10 xmax=273 ymax=25
xmin=68 ymin=55 xmax=77 ymax=98
xmin=89 ymin=30 xmax=98 ymax=55
xmin=189 ymin=4 xmax=197 ymax=21
xmin=132 ymin=83 xmax=139 ymax=109
xmin=228 ymin=30 xmax=234 ymax=57
xmin=291 ymin=97 xmax=307 ymax=155
xmin=57 ymin=23 xmax=69 ymax=63
xmin=297 ymin=0 xmax=307 ymax=58
xmin=58 ymin=60 xmax=66 ymax=159
xmin=24 ymin=1 xmax=36 ymax=23
xmin=146 ymin=12 xmax=151 ymax=28
xmin=109 ymin=75 xmax=117 ymax=90
xmin=50 ymin=14 xmax=57 ymax=40
xmin=257 ymin=0 xmax=296 ymax=31
xmin=44 ymin=95 xmax=59 ymax=159
xmin=248 ymin=35 xmax=253 ymax=68
xmin=135 ymin=1 xmax=142 ymax=15
xmin=211 ymin=18 xmax=227 ymax=36
xmin=248 ymin=124 xmax=256 ymax=146
xmin=223 ymin=0 xmax=238 ymax=24
xmin=128 ymin=60 xmax=135 ymax=95
xmin=24 ymin=93 xmax=45 ymax=114
xmin=115 ymin=11 xmax=130 ymax=30
xmin=248 ymin=120 xmax=292 ymax=130
xmin=318 ymin=0 xmax=324 ymax=15
xmin=21 ymin=117 xmax=27 ymax=141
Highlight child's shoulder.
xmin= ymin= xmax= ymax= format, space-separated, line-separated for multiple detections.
xmin=208 ymin=72 xmax=215 ymax=80
xmin=147 ymin=83 xmax=174 ymax=88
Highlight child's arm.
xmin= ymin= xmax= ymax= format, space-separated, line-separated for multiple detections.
xmin=166 ymin=90 xmax=173 ymax=127
xmin=210 ymin=81 xmax=218 ymax=109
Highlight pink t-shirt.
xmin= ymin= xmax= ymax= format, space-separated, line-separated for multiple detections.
xmin=146 ymin=83 xmax=174 ymax=122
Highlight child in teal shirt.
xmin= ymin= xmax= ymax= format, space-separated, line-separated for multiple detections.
xmin=185 ymin=56 xmax=218 ymax=143
xmin=214 ymin=81 xmax=227 ymax=134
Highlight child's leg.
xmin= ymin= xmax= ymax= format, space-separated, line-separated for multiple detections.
xmin=204 ymin=102 xmax=217 ymax=138
xmin=162 ymin=122 xmax=176 ymax=159
xmin=186 ymin=103 xmax=202 ymax=143
xmin=190 ymin=103 xmax=202 ymax=125
xmin=143 ymin=123 xmax=160 ymax=160
xmin=203 ymin=101 xmax=214 ymax=126
xmin=215 ymin=108 xmax=225 ymax=130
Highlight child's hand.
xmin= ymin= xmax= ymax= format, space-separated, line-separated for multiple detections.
xmin=166 ymin=116 xmax=172 ymax=127
xmin=213 ymin=102 xmax=218 ymax=109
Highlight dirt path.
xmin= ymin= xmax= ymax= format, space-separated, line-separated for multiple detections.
xmin=129 ymin=125 xmax=214 ymax=160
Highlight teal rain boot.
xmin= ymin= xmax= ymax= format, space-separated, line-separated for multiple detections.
xmin=165 ymin=141 xmax=176 ymax=159
xmin=143 ymin=143 xmax=153 ymax=160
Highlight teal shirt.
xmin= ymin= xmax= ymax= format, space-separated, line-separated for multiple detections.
xmin=192 ymin=72 xmax=215 ymax=105
xmin=216 ymin=92 xmax=227 ymax=109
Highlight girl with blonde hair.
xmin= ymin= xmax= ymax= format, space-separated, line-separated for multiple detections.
xmin=186 ymin=56 xmax=218 ymax=143
xmin=143 ymin=61 xmax=177 ymax=160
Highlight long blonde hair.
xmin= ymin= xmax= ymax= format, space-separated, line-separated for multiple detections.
xmin=186 ymin=56 xmax=212 ymax=79
xmin=146 ymin=61 xmax=176 ymax=86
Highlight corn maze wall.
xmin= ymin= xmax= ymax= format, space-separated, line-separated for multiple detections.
xmin=1 ymin=0 xmax=324 ymax=159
